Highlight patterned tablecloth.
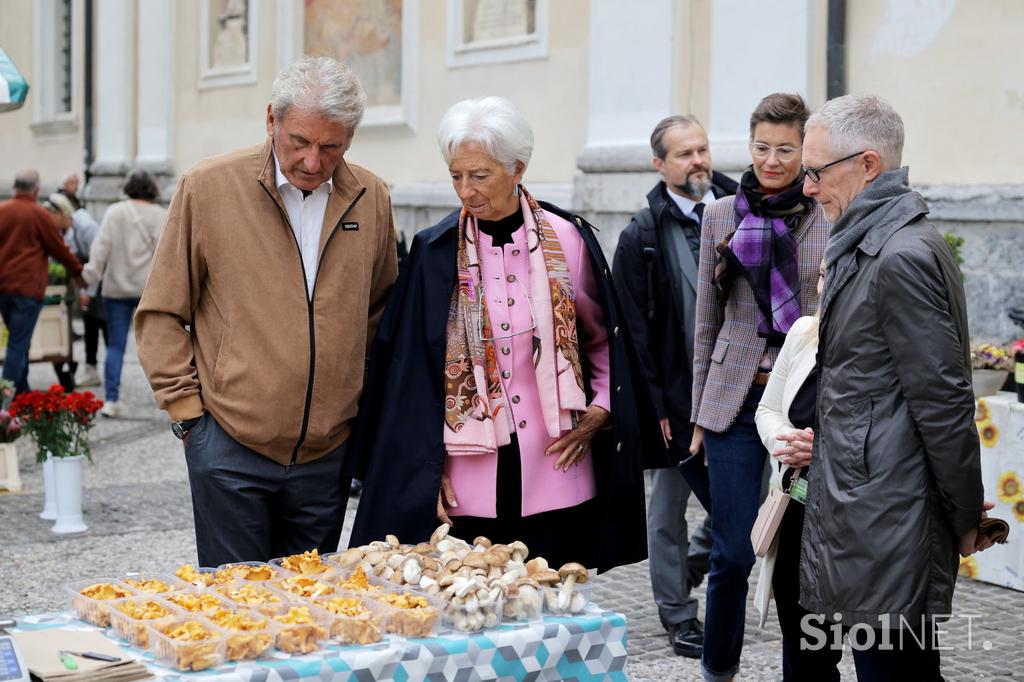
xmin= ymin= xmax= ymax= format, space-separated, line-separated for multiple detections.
xmin=14 ymin=607 xmax=628 ymax=681
xmin=963 ymin=391 xmax=1024 ymax=592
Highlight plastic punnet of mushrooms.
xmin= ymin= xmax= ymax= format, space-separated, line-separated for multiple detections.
xmin=557 ymin=563 xmax=589 ymax=612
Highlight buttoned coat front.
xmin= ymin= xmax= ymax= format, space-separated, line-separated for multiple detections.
xmin=690 ymin=196 xmax=829 ymax=434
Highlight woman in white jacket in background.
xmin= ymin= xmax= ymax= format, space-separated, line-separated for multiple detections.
xmin=753 ymin=261 xmax=841 ymax=681
xmin=82 ymin=169 xmax=166 ymax=418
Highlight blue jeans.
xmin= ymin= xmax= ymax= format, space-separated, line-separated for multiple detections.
xmin=0 ymin=293 xmax=44 ymax=394
xmin=701 ymin=384 xmax=768 ymax=681
xmin=102 ymin=297 xmax=139 ymax=402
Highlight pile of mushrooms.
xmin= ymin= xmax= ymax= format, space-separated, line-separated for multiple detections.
xmin=332 ymin=524 xmax=591 ymax=629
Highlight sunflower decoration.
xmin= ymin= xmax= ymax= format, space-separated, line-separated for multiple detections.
xmin=979 ymin=420 xmax=999 ymax=449
xmin=975 ymin=400 xmax=989 ymax=423
xmin=1014 ymin=500 xmax=1024 ymax=523
xmin=998 ymin=471 xmax=1022 ymax=503
xmin=958 ymin=556 xmax=978 ymax=579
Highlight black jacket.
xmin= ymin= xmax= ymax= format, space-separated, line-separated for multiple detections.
xmin=612 ymin=172 xmax=737 ymax=466
xmin=345 ymin=202 xmax=660 ymax=573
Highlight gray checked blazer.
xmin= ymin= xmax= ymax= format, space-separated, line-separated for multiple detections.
xmin=690 ymin=195 xmax=830 ymax=434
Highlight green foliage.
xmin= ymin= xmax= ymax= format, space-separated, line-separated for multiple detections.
xmin=944 ymin=232 xmax=965 ymax=281
xmin=47 ymin=261 xmax=67 ymax=285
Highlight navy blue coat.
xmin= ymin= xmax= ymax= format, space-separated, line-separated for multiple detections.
xmin=345 ymin=202 xmax=659 ymax=573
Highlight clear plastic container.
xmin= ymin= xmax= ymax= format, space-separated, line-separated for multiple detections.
xmin=118 ymin=571 xmax=189 ymax=596
xmin=269 ymin=552 xmax=338 ymax=579
xmin=107 ymin=596 xmax=180 ymax=648
xmin=313 ymin=595 xmax=388 ymax=646
xmin=201 ymin=606 xmax=275 ymax=661
xmin=64 ymin=578 xmax=137 ymax=627
xmin=326 ymin=566 xmax=389 ymax=595
xmin=172 ymin=564 xmax=218 ymax=588
xmin=501 ymin=583 xmax=544 ymax=623
xmin=440 ymin=590 xmax=504 ymax=633
xmin=268 ymin=604 xmax=332 ymax=654
xmin=366 ymin=589 xmax=441 ymax=639
xmin=212 ymin=581 xmax=290 ymax=617
xmin=161 ymin=588 xmax=233 ymax=616
xmin=146 ymin=617 xmax=227 ymax=672
xmin=268 ymin=575 xmax=339 ymax=601
xmin=541 ymin=582 xmax=593 ymax=615
xmin=213 ymin=561 xmax=280 ymax=583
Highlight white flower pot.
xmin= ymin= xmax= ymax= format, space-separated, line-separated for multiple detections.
xmin=0 ymin=442 xmax=21 ymax=492
xmin=51 ymin=455 xmax=87 ymax=534
xmin=40 ymin=453 xmax=57 ymax=520
xmin=972 ymin=369 xmax=1008 ymax=399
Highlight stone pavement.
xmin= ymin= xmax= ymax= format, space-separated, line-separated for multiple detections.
xmin=1 ymin=339 xmax=1022 ymax=680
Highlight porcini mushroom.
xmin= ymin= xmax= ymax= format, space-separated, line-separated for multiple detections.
xmin=508 ymin=540 xmax=529 ymax=563
xmin=557 ymin=563 xmax=589 ymax=611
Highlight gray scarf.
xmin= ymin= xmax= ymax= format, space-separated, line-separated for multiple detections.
xmin=820 ymin=167 xmax=926 ymax=320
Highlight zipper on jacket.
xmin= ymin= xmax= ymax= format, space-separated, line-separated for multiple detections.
xmin=260 ymin=182 xmax=367 ymax=465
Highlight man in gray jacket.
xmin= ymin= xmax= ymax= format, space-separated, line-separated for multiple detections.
xmin=798 ymin=94 xmax=985 ymax=680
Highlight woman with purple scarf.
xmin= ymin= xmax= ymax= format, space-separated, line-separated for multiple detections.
xmin=687 ymin=93 xmax=829 ymax=682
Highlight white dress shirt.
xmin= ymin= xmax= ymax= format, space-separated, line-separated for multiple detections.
xmin=666 ymin=185 xmax=715 ymax=224
xmin=273 ymin=151 xmax=333 ymax=298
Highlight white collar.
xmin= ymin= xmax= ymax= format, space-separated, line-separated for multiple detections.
xmin=272 ymin=148 xmax=333 ymax=194
xmin=665 ymin=184 xmax=715 ymax=218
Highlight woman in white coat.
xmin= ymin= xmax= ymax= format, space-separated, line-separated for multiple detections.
xmin=753 ymin=262 xmax=841 ymax=681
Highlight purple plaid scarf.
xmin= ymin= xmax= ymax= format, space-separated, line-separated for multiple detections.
xmin=720 ymin=171 xmax=812 ymax=344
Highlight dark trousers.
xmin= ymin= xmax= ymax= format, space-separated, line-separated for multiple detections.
xmin=774 ymin=502 xmax=842 ymax=681
xmin=83 ymin=314 xmax=107 ymax=365
xmin=848 ymin=623 xmax=944 ymax=681
xmin=0 ymin=293 xmax=43 ymax=394
xmin=647 ymin=467 xmax=712 ymax=627
xmin=184 ymin=412 xmax=350 ymax=567
xmin=700 ymin=384 xmax=767 ymax=681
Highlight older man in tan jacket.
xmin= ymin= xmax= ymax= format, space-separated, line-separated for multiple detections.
xmin=136 ymin=57 xmax=397 ymax=566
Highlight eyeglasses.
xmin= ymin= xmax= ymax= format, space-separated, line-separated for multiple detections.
xmin=802 ymin=151 xmax=866 ymax=183
xmin=476 ymin=280 xmax=538 ymax=342
xmin=749 ymin=142 xmax=802 ymax=162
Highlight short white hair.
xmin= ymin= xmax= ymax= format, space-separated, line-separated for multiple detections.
xmin=271 ymin=56 xmax=366 ymax=128
xmin=806 ymin=94 xmax=905 ymax=170
xmin=437 ymin=97 xmax=533 ymax=173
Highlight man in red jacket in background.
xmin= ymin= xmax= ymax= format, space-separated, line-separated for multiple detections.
xmin=0 ymin=169 xmax=83 ymax=394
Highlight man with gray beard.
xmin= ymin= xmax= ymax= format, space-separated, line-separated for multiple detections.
xmin=612 ymin=115 xmax=736 ymax=658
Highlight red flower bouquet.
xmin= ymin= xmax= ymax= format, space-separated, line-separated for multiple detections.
xmin=9 ymin=385 xmax=103 ymax=462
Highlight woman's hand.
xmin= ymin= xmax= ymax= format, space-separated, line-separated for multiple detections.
xmin=772 ymin=427 xmax=814 ymax=468
xmin=436 ymin=473 xmax=457 ymax=526
xmin=545 ymin=405 xmax=610 ymax=471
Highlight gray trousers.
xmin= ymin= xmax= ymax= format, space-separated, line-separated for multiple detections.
xmin=647 ymin=466 xmax=713 ymax=628
xmin=183 ymin=412 xmax=350 ymax=567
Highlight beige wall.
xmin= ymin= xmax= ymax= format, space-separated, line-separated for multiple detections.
xmin=346 ymin=0 xmax=590 ymax=188
xmin=0 ymin=1 xmax=86 ymax=188
xmin=847 ymin=0 xmax=1024 ymax=185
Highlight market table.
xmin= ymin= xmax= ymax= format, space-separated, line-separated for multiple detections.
xmin=12 ymin=606 xmax=628 ymax=681
xmin=965 ymin=391 xmax=1024 ymax=592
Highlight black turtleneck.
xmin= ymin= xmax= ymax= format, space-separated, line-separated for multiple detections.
xmin=477 ymin=207 xmax=524 ymax=248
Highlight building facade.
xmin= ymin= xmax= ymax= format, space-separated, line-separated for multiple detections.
xmin=1 ymin=0 xmax=1021 ymax=339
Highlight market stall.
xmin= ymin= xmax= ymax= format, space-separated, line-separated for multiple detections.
xmin=962 ymin=392 xmax=1024 ymax=592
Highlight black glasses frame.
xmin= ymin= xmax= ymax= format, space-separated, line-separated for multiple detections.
xmin=802 ymin=150 xmax=866 ymax=183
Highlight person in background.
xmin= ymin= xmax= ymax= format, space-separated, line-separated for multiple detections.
xmin=41 ymin=193 xmax=81 ymax=390
xmin=68 ymin=198 xmax=106 ymax=388
xmin=57 ymin=173 xmax=82 ymax=211
xmin=0 ymin=170 xmax=83 ymax=394
xmin=613 ymin=114 xmax=735 ymax=658
xmin=82 ymin=169 xmax=166 ymax=417
xmin=687 ymin=93 xmax=828 ymax=682
xmin=349 ymin=96 xmax=655 ymax=573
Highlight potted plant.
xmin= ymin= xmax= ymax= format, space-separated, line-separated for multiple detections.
xmin=0 ymin=379 xmax=23 ymax=492
xmin=970 ymin=343 xmax=1012 ymax=399
xmin=9 ymin=384 xmax=103 ymax=533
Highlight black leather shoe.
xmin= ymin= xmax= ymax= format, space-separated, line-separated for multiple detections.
xmin=669 ymin=618 xmax=703 ymax=658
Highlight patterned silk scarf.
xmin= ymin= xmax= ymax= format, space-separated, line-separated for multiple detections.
xmin=443 ymin=185 xmax=587 ymax=457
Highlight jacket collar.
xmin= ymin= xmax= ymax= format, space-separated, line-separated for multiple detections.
xmin=855 ymin=193 xmax=929 ymax=257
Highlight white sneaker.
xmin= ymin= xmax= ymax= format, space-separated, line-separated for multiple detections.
xmin=100 ymin=401 xmax=124 ymax=418
xmin=76 ymin=364 xmax=101 ymax=387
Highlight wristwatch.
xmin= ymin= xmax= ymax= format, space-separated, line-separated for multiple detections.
xmin=171 ymin=414 xmax=204 ymax=440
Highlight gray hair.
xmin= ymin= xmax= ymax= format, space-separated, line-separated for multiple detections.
xmin=650 ymin=115 xmax=703 ymax=160
xmin=13 ymin=169 xmax=40 ymax=193
xmin=438 ymin=97 xmax=533 ymax=174
xmin=806 ymin=94 xmax=905 ymax=170
xmin=271 ymin=56 xmax=367 ymax=128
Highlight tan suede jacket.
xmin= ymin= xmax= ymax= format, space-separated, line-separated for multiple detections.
xmin=135 ymin=139 xmax=398 ymax=465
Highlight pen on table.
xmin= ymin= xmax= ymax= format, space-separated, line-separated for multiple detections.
xmin=63 ymin=650 xmax=123 ymax=662
xmin=58 ymin=651 xmax=78 ymax=670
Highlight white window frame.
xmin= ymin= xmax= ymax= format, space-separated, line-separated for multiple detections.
xmin=32 ymin=0 xmax=77 ymax=135
xmin=446 ymin=0 xmax=549 ymax=69
xmin=198 ymin=0 xmax=258 ymax=90
xmin=276 ymin=0 xmax=418 ymax=130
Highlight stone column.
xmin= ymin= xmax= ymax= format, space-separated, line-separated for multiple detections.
xmin=135 ymin=0 xmax=175 ymax=198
